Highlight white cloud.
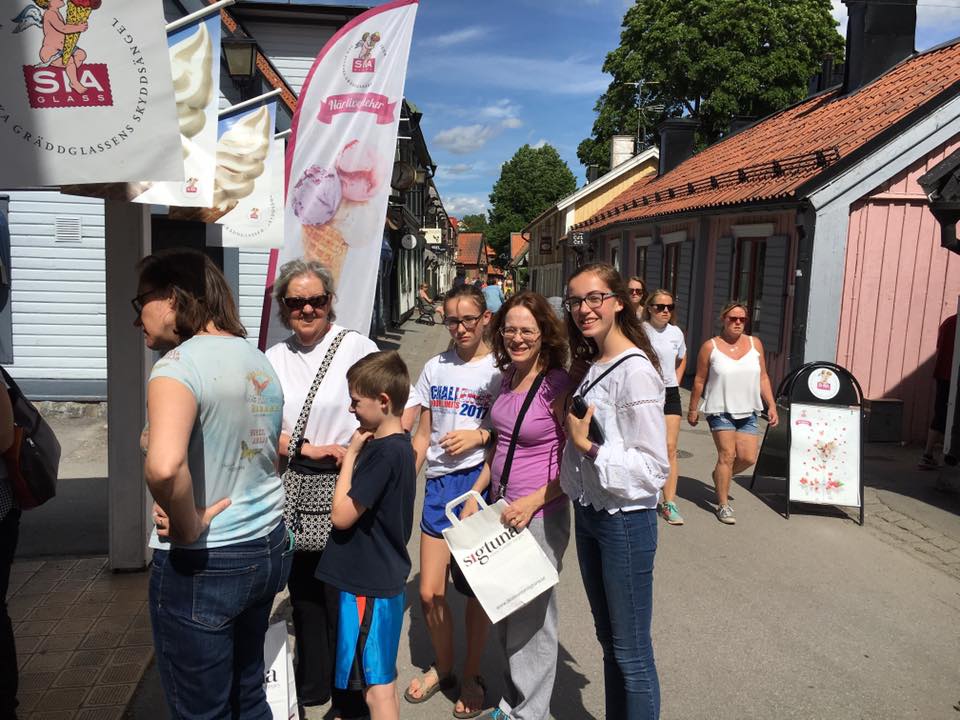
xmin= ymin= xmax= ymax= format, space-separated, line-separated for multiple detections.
xmin=444 ymin=194 xmax=489 ymax=216
xmin=445 ymin=163 xmax=476 ymax=176
xmin=531 ymin=138 xmax=548 ymax=149
xmin=434 ymin=124 xmax=500 ymax=155
xmin=419 ymin=25 xmax=489 ymax=49
xmin=831 ymin=0 xmax=847 ymax=29
xmin=416 ymin=52 xmax=608 ymax=96
xmin=501 ymin=117 xmax=524 ymax=129
xmin=479 ymin=99 xmax=521 ymax=119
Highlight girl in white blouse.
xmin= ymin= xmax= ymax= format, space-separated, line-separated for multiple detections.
xmin=561 ymin=263 xmax=669 ymax=720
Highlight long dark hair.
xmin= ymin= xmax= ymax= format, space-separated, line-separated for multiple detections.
xmin=138 ymin=249 xmax=246 ymax=340
xmin=565 ymin=263 xmax=661 ymax=376
xmin=490 ymin=291 xmax=568 ymax=371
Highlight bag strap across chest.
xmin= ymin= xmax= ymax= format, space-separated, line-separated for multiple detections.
xmin=496 ymin=369 xmax=546 ymax=500
xmin=578 ymin=353 xmax=644 ymax=398
xmin=288 ymin=329 xmax=350 ymax=458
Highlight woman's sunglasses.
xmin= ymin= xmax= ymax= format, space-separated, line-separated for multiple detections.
xmin=649 ymin=303 xmax=674 ymax=312
xmin=628 ymin=288 xmax=645 ymax=296
xmin=283 ymin=294 xmax=329 ymax=310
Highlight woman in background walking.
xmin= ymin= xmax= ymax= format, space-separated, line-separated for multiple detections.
xmin=642 ymin=290 xmax=687 ymax=526
xmin=687 ymin=301 xmax=778 ymax=525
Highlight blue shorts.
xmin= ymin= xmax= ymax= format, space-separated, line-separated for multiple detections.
xmin=420 ymin=464 xmax=484 ymax=539
xmin=335 ymin=591 xmax=404 ymax=690
xmin=707 ymin=412 xmax=760 ymax=434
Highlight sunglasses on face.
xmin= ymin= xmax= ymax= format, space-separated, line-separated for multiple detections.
xmin=628 ymin=288 xmax=645 ymax=296
xmin=726 ymin=316 xmax=747 ymax=324
xmin=443 ymin=314 xmax=482 ymax=330
xmin=650 ymin=303 xmax=674 ymax=313
xmin=562 ymin=292 xmax=616 ymax=312
xmin=131 ymin=289 xmax=158 ymax=316
xmin=283 ymin=294 xmax=329 ymax=311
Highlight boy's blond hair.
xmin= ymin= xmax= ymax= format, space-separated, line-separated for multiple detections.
xmin=346 ymin=350 xmax=410 ymax=417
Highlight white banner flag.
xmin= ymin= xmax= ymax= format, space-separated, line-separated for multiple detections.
xmin=0 ymin=0 xmax=182 ymax=186
xmin=220 ymin=136 xmax=285 ymax=248
xmin=134 ymin=14 xmax=221 ymax=207
xmin=169 ymin=100 xmax=277 ymax=224
xmin=260 ymin=0 xmax=418 ymax=345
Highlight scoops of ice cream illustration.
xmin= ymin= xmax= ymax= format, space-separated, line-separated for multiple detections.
xmin=292 ymin=165 xmax=349 ymax=279
xmin=171 ymin=22 xmax=214 ymax=140
xmin=336 ymin=139 xmax=380 ymax=202
xmin=200 ymin=106 xmax=272 ymax=222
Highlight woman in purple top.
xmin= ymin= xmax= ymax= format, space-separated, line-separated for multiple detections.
xmin=462 ymin=291 xmax=571 ymax=720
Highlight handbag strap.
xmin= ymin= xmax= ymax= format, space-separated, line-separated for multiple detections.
xmin=496 ymin=369 xmax=547 ymax=500
xmin=578 ymin=354 xmax=645 ymax=398
xmin=288 ymin=328 xmax=351 ymax=459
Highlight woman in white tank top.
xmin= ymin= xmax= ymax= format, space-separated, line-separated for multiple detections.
xmin=686 ymin=302 xmax=778 ymax=525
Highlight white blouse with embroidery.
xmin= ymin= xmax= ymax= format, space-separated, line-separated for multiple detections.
xmin=560 ymin=348 xmax=669 ymax=513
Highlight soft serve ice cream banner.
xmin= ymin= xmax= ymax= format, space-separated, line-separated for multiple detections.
xmin=169 ymin=98 xmax=276 ymax=224
xmin=0 ymin=0 xmax=182 ymax=186
xmin=220 ymin=134 xmax=286 ymax=249
xmin=261 ymin=0 xmax=418 ymax=344
xmin=133 ymin=12 xmax=220 ymax=207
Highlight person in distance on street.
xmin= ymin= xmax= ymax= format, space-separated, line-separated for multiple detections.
xmin=561 ymin=263 xmax=668 ymax=720
xmin=460 ymin=291 xmax=572 ymax=720
xmin=627 ymin=276 xmax=648 ymax=316
xmin=686 ymin=301 xmax=778 ymax=525
xmin=314 ymin=351 xmax=417 ymax=720
xmin=642 ymin=289 xmax=688 ymax=526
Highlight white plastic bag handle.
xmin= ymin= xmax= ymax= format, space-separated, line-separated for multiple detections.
xmin=444 ymin=490 xmax=488 ymax=526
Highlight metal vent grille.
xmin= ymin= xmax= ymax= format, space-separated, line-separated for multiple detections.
xmin=54 ymin=216 xmax=82 ymax=243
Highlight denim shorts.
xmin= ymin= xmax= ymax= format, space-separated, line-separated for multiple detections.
xmin=706 ymin=411 xmax=760 ymax=434
xmin=420 ymin=463 xmax=485 ymax=538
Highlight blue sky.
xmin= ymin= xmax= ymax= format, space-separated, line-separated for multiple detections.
xmin=278 ymin=0 xmax=960 ymax=218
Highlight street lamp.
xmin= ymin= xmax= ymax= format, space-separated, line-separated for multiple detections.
xmin=222 ymin=35 xmax=258 ymax=97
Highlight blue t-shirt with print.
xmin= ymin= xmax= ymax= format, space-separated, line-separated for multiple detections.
xmin=148 ymin=335 xmax=284 ymax=549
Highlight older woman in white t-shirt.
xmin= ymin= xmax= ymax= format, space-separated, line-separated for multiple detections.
xmin=265 ymin=259 xmax=378 ymax=718
xmin=642 ymin=289 xmax=687 ymax=526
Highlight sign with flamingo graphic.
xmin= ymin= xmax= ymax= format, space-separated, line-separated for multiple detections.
xmin=788 ymin=403 xmax=861 ymax=507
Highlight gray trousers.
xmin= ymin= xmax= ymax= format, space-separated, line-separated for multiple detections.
xmin=496 ymin=503 xmax=571 ymax=720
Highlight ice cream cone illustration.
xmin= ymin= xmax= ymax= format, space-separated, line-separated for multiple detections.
xmin=171 ymin=21 xmax=214 ymax=141
xmin=302 ymin=224 xmax=348 ymax=281
xmin=62 ymin=0 xmax=100 ymax=64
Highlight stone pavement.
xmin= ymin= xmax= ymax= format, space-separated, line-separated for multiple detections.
xmin=12 ymin=318 xmax=960 ymax=719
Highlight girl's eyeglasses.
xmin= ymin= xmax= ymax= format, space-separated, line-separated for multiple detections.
xmin=562 ymin=292 xmax=616 ymax=312
xmin=443 ymin=315 xmax=481 ymax=330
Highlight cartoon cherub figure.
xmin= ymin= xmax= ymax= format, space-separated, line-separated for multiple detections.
xmin=818 ymin=369 xmax=832 ymax=385
xmin=356 ymin=31 xmax=381 ymax=60
xmin=13 ymin=0 xmax=91 ymax=93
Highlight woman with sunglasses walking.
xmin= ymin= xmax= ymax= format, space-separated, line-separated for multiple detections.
xmin=405 ymin=284 xmax=500 ymax=718
xmin=265 ymin=259 xmax=379 ymax=719
xmin=642 ymin=290 xmax=687 ymax=526
xmin=687 ymin=301 xmax=778 ymax=525
xmin=627 ymin=276 xmax=647 ymax=316
xmin=561 ymin=263 xmax=669 ymax=720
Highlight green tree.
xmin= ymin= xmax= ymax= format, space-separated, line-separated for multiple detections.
xmin=578 ymin=0 xmax=844 ymax=171
xmin=459 ymin=213 xmax=489 ymax=233
xmin=487 ymin=144 xmax=577 ymax=265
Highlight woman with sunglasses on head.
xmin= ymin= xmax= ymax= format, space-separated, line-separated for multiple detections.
xmin=642 ymin=290 xmax=687 ymax=526
xmin=136 ymin=250 xmax=292 ymax=719
xmin=686 ymin=302 xmax=778 ymax=525
xmin=265 ymin=259 xmax=382 ymax=719
xmin=405 ymin=284 xmax=500 ymax=718
xmin=627 ymin=276 xmax=647 ymax=316
xmin=560 ymin=263 xmax=669 ymax=720
xmin=459 ymin=291 xmax=571 ymax=720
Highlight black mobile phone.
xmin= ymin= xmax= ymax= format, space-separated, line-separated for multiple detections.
xmin=571 ymin=395 xmax=605 ymax=445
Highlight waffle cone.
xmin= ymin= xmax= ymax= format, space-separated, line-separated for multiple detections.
xmin=63 ymin=3 xmax=93 ymax=64
xmin=168 ymin=202 xmax=236 ymax=224
xmin=302 ymin=224 xmax=348 ymax=282
xmin=60 ymin=182 xmax=152 ymax=202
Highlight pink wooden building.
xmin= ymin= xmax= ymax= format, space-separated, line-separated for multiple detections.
xmin=573 ymin=1 xmax=960 ymax=441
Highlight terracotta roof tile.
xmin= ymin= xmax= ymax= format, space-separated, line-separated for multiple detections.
xmin=457 ymin=232 xmax=485 ymax=265
xmin=579 ymin=39 xmax=960 ymax=232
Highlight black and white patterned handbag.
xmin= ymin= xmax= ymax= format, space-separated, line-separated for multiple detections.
xmin=282 ymin=328 xmax=350 ymax=552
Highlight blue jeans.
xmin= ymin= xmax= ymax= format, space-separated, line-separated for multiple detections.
xmin=150 ymin=522 xmax=294 ymax=720
xmin=574 ymin=503 xmax=660 ymax=720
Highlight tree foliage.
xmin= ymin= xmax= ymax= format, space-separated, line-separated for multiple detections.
xmin=459 ymin=213 xmax=489 ymax=233
xmin=487 ymin=144 xmax=577 ymax=264
xmin=578 ymin=0 xmax=844 ymax=171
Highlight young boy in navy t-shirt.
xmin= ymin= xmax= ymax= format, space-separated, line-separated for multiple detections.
xmin=315 ymin=350 xmax=416 ymax=720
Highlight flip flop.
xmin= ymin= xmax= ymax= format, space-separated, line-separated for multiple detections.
xmin=452 ymin=675 xmax=487 ymax=719
xmin=403 ymin=665 xmax=456 ymax=704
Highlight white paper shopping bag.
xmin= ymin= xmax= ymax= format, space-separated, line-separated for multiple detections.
xmin=263 ymin=621 xmax=298 ymax=720
xmin=442 ymin=491 xmax=559 ymax=624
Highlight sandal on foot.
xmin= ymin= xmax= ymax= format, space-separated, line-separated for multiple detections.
xmin=403 ymin=665 xmax=455 ymax=704
xmin=453 ymin=675 xmax=487 ymax=719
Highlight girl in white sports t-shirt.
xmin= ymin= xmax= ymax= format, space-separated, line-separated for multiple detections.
xmin=405 ymin=284 xmax=501 ymax=717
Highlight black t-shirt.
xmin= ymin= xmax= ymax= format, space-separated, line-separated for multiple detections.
xmin=315 ymin=432 xmax=416 ymax=597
